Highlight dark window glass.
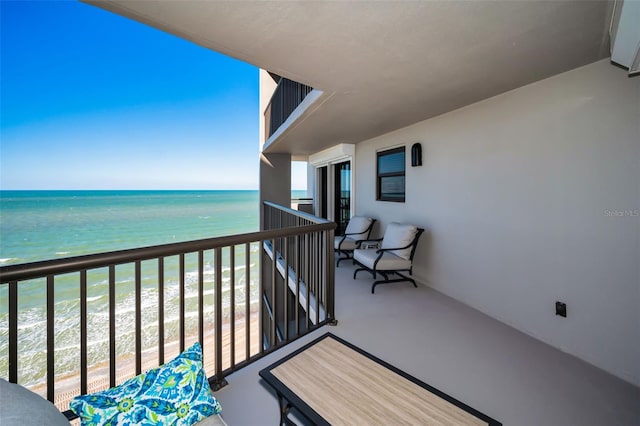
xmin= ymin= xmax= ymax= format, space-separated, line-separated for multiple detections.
xmin=377 ymin=147 xmax=405 ymax=202
xmin=378 ymin=150 xmax=405 ymax=174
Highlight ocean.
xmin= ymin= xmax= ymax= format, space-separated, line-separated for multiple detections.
xmin=0 ymin=190 xmax=305 ymax=388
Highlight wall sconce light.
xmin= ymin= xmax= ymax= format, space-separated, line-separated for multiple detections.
xmin=411 ymin=143 xmax=422 ymax=167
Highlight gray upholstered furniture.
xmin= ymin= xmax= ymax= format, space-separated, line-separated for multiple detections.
xmin=0 ymin=378 xmax=70 ymax=426
xmin=353 ymin=222 xmax=424 ymax=293
xmin=334 ymin=216 xmax=376 ymax=266
xmin=0 ymin=378 xmax=228 ymax=425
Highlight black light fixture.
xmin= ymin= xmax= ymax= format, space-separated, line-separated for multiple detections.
xmin=411 ymin=143 xmax=422 ymax=167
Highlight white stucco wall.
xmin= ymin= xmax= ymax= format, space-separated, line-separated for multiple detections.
xmin=354 ymin=59 xmax=640 ymax=386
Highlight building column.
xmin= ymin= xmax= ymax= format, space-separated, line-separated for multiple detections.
xmin=259 ymin=152 xmax=291 ymax=230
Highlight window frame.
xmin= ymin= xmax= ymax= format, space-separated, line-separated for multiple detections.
xmin=376 ymin=146 xmax=406 ymax=202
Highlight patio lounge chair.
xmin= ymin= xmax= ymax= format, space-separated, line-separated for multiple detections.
xmin=353 ymin=223 xmax=424 ymax=293
xmin=334 ymin=216 xmax=376 ymax=267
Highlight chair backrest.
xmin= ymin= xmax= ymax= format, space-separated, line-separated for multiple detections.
xmin=344 ymin=216 xmax=374 ymax=240
xmin=381 ymin=223 xmax=423 ymax=260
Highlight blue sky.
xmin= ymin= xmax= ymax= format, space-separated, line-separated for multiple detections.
xmin=0 ymin=1 xmax=306 ymax=190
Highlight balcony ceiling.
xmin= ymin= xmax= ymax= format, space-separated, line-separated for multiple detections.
xmin=86 ymin=1 xmax=613 ymax=156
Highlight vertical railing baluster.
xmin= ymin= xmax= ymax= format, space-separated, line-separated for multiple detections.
xmin=8 ymin=281 xmax=18 ymax=383
xmin=229 ymin=245 xmax=235 ymax=368
xmin=305 ymin=233 xmax=310 ymax=328
xmin=295 ymin=235 xmax=300 ymax=336
xmin=198 ymin=251 xmax=204 ymax=347
xmin=258 ymin=240 xmax=264 ymax=354
xmin=158 ymin=257 xmax=165 ymax=365
xmin=245 ymin=243 xmax=251 ymax=360
xmin=328 ymin=228 xmax=336 ymax=321
xmin=109 ymin=265 xmax=116 ymax=388
xmin=179 ymin=254 xmax=185 ymax=353
xmin=215 ymin=248 xmax=223 ymax=377
xmin=46 ymin=275 xmax=54 ymax=402
xmin=271 ymin=238 xmax=277 ymax=346
xmin=283 ymin=237 xmax=289 ymax=341
xmin=315 ymin=232 xmax=320 ymax=324
xmin=80 ymin=270 xmax=87 ymax=395
xmin=135 ymin=261 xmax=141 ymax=375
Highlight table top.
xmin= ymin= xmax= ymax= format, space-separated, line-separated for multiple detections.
xmin=259 ymin=333 xmax=501 ymax=426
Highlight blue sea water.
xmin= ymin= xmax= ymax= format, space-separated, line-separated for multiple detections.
xmin=0 ymin=190 xmax=262 ymax=265
xmin=0 ymin=190 xmax=304 ymax=387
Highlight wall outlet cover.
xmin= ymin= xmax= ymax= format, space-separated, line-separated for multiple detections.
xmin=556 ymin=301 xmax=567 ymax=317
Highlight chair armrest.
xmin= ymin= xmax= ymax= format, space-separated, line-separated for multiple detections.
xmin=356 ymin=238 xmax=383 ymax=248
xmin=357 ymin=241 xmax=379 ymax=249
xmin=376 ymin=242 xmax=415 ymax=253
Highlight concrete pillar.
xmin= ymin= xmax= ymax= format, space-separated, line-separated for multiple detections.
xmin=259 ymin=152 xmax=291 ymax=230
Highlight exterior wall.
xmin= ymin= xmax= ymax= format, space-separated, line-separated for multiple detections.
xmin=354 ymin=59 xmax=640 ymax=386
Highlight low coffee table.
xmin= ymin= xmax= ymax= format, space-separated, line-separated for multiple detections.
xmin=259 ymin=333 xmax=501 ymax=425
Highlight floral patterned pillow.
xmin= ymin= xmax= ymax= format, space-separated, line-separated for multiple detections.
xmin=70 ymin=342 xmax=221 ymax=425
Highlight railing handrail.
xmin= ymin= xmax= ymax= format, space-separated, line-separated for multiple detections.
xmin=263 ymin=200 xmax=329 ymax=225
xmin=0 ymin=219 xmax=334 ymax=284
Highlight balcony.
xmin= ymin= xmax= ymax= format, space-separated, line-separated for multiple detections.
xmin=214 ymin=263 xmax=640 ymax=425
xmin=264 ymin=77 xmax=313 ymax=140
xmin=2 ymin=204 xmax=639 ymax=425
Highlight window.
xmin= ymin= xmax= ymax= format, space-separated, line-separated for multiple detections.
xmin=377 ymin=147 xmax=405 ymax=202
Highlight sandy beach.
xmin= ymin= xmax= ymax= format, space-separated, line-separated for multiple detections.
xmin=28 ymin=311 xmax=260 ymax=412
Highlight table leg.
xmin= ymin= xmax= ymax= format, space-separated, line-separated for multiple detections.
xmin=277 ymin=391 xmax=294 ymax=426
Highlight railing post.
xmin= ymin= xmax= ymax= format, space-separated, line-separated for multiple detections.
xmin=46 ymin=276 xmax=55 ymax=402
xmin=245 ymin=243 xmax=251 ymax=360
xmin=179 ymin=254 xmax=185 ymax=353
xmin=135 ymin=261 xmax=142 ymax=376
xmin=326 ymin=228 xmax=337 ymax=324
xmin=108 ymin=265 xmax=116 ymax=388
xmin=229 ymin=245 xmax=235 ymax=369
xmin=158 ymin=257 xmax=165 ymax=366
xmin=211 ymin=247 xmax=228 ymax=391
xmin=198 ymin=251 xmax=204 ymax=348
xmin=80 ymin=270 xmax=88 ymax=395
xmin=8 ymin=281 xmax=18 ymax=383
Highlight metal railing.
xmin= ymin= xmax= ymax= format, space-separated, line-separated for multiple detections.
xmin=262 ymin=202 xmax=336 ymax=347
xmin=0 ymin=202 xmax=335 ymax=419
xmin=264 ymin=78 xmax=314 ymax=139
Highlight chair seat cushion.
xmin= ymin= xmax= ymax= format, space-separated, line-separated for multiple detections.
xmin=353 ymin=249 xmax=412 ymax=271
xmin=335 ymin=236 xmax=360 ymax=251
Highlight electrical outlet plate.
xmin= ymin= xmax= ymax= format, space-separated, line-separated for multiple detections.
xmin=555 ymin=301 xmax=567 ymax=317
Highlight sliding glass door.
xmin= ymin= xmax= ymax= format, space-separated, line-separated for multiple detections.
xmin=334 ymin=161 xmax=351 ymax=235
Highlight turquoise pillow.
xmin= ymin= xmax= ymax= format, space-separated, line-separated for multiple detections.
xmin=70 ymin=342 xmax=221 ymax=426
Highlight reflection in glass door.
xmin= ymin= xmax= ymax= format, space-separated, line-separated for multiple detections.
xmin=334 ymin=161 xmax=351 ymax=235
xmin=318 ymin=166 xmax=328 ymax=219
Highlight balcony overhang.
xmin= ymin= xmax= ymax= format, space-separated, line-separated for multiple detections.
xmin=85 ymin=1 xmax=615 ymax=157
xmin=262 ymin=89 xmax=326 ymax=154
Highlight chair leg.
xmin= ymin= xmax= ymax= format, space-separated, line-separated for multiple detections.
xmin=336 ymin=250 xmax=354 ymax=267
xmin=336 ymin=252 xmax=353 ymax=267
xmin=371 ymin=272 xmax=417 ymax=293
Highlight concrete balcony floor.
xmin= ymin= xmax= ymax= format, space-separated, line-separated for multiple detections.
xmin=215 ymin=262 xmax=639 ymax=425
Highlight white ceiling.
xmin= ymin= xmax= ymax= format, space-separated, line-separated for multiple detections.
xmin=86 ymin=0 xmax=614 ymax=156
